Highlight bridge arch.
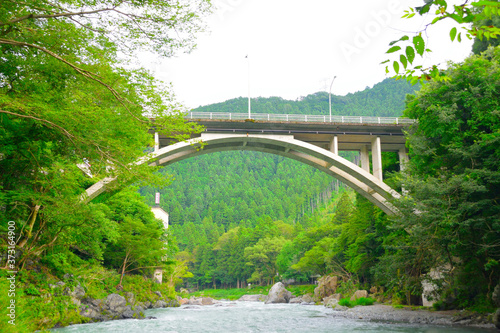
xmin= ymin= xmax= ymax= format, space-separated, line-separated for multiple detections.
xmin=85 ymin=133 xmax=401 ymax=215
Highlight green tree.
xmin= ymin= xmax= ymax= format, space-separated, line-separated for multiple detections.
xmin=244 ymin=237 xmax=286 ymax=285
xmin=388 ymin=48 xmax=500 ymax=308
xmin=103 ymin=190 xmax=168 ymax=288
xmin=0 ymin=0 xmax=207 ymax=269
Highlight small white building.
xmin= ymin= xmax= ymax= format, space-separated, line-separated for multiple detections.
xmin=152 ymin=193 xmax=169 ymax=283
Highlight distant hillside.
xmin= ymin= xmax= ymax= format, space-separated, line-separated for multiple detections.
xmin=193 ymin=78 xmax=421 ymax=117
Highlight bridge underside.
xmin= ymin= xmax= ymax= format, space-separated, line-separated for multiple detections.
xmin=149 ymin=133 xmax=401 ymax=215
xmin=85 ymin=133 xmax=405 ymax=216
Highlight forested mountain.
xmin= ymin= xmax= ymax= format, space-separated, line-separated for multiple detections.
xmin=193 ymin=78 xmax=420 ymax=117
xmin=139 ymin=152 xmax=342 ymax=237
xmin=139 ymin=78 xmax=416 ymax=251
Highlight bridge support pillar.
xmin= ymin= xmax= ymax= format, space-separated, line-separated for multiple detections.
xmin=398 ymin=147 xmax=409 ymax=171
xmin=360 ymin=145 xmax=370 ymax=172
xmin=154 ymin=132 xmax=159 ymax=152
xmin=372 ymin=136 xmax=383 ymax=180
xmin=329 ymin=135 xmax=338 ymax=155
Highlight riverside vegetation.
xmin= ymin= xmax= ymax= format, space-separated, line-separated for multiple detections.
xmin=1 ymin=1 xmax=500 ymax=332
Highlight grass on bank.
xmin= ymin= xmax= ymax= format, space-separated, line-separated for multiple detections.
xmin=185 ymin=284 xmax=316 ymax=300
xmin=338 ymin=297 xmax=375 ymax=308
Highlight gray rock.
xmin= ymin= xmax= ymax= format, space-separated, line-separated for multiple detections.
xmin=265 ymin=282 xmax=292 ymax=304
xmin=143 ymin=301 xmax=152 ymax=309
xmin=324 ymin=293 xmax=343 ymax=307
xmin=152 ymin=300 xmax=167 ymax=308
xmin=69 ymin=285 xmax=86 ymax=299
xmin=301 ymin=294 xmax=315 ymax=303
xmin=201 ymin=297 xmax=215 ymax=305
xmin=124 ymin=292 xmax=136 ymax=306
xmin=188 ymin=297 xmax=203 ymax=305
xmin=56 ymin=281 xmax=66 ymax=287
xmin=71 ymin=297 xmax=81 ymax=307
xmin=122 ymin=309 xmax=135 ymax=319
xmin=493 ymin=308 xmax=500 ymax=329
xmin=238 ymin=294 xmax=267 ymax=302
xmin=63 ymin=273 xmax=74 ymax=280
xmin=324 ymin=298 xmax=339 ymax=308
xmin=314 ymin=275 xmax=338 ymax=300
xmin=154 ymin=291 xmax=162 ymax=298
xmin=350 ymin=290 xmax=368 ymax=301
xmin=105 ymin=293 xmax=127 ymax=314
xmin=80 ymin=307 xmax=104 ymax=322
xmin=492 ymin=284 xmax=500 ymax=307
xmin=289 ymin=297 xmax=302 ymax=304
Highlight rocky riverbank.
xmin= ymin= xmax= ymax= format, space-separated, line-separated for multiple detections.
xmin=48 ymin=280 xmax=180 ymax=328
xmin=222 ymin=280 xmax=498 ymax=330
xmin=328 ymin=304 xmax=497 ymax=329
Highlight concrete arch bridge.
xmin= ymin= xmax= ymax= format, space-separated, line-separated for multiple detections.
xmin=85 ymin=113 xmax=414 ymax=215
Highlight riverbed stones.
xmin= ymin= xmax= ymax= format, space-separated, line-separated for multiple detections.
xmin=289 ymin=297 xmax=302 ymax=304
xmin=238 ymin=294 xmax=267 ymax=302
xmin=314 ymin=275 xmax=338 ymax=300
xmin=265 ymin=282 xmax=292 ymax=304
xmin=350 ymin=290 xmax=368 ymax=301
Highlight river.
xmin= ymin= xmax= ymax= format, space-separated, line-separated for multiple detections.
xmin=52 ymin=302 xmax=494 ymax=333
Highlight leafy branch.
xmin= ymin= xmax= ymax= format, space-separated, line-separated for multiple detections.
xmin=384 ymin=0 xmax=500 ymax=82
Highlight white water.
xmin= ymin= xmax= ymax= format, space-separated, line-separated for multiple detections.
xmin=53 ymin=302 xmax=492 ymax=333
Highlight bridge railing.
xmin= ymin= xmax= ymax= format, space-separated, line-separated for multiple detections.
xmin=186 ymin=112 xmax=415 ymax=125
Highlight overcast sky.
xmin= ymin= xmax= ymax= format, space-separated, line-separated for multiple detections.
xmin=144 ymin=0 xmax=473 ymax=109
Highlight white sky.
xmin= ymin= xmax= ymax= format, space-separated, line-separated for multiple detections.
xmin=143 ymin=0 xmax=474 ymax=109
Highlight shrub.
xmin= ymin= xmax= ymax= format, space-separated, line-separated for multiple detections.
xmin=338 ymin=297 xmax=375 ymax=308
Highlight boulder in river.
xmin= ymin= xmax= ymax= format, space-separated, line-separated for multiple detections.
xmin=201 ymin=297 xmax=215 ymax=305
xmin=265 ymin=282 xmax=292 ymax=304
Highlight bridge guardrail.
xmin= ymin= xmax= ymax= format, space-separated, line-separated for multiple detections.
xmin=186 ymin=112 xmax=415 ymax=125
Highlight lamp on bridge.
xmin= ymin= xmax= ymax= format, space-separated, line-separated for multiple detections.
xmin=329 ymin=76 xmax=337 ymax=123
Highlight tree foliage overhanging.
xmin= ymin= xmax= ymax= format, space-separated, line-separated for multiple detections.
xmin=387 ymin=46 xmax=500 ymax=309
xmin=0 ymin=4 xmax=210 ymax=329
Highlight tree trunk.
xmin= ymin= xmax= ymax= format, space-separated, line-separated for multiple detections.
xmin=117 ymin=252 xmax=129 ymax=289
xmin=18 ymin=204 xmax=41 ymax=248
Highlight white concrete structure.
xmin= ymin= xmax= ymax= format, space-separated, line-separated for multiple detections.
xmin=151 ymin=207 xmax=169 ymax=229
xmin=85 ymin=133 xmax=402 ymax=215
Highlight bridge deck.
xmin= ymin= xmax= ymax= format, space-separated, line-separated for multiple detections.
xmin=154 ymin=112 xmax=414 ymax=152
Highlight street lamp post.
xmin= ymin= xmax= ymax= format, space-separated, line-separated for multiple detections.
xmin=246 ymin=55 xmax=251 ymax=119
xmin=329 ymin=76 xmax=336 ymax=123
